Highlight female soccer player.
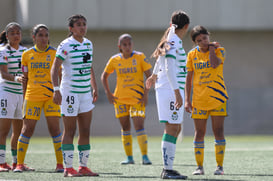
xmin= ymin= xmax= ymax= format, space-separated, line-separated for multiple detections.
xmin=51 ymin=14 xmax=99 ymax=177
xmin=101 ymin=34 xmax=152 ymax=165
xmin=146 ymin=10 xmax=189 ymax=179
xmin=0 ymin=22 xmax=26 ymax=172
xmin=13 ymin=24 xmax=64 ymax=173
xmin=185 ymin=25 xmax=228 ymax=175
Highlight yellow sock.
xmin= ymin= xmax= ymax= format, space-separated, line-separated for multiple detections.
xmin=121 ymin=130 xmax=133 ymax=156
xmin=215 ymin=139 xmax=226 ymax=167
xmin=194 ymin=141 xmax=204 ymax=167
xmin=52 ymin=133 xmax=63 ymax=164
xmin=136 ymin=129 xmax=148 ymax=156
xmin=17 ymin=134 xmax=30 ymax=165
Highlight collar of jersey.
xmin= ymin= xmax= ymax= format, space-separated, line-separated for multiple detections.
xmin=34 ymin=45 xmax=49 ymax=53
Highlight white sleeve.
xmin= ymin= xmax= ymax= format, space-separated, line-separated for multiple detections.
xmin=152 ymin=56 xmax=164 ymax=75
xmin=165 ymin=57 xmax=179 ymax=90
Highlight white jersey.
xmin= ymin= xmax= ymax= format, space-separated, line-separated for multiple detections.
xmin=56 ymin=36 xmax=93 ymax=94
xmin=155 ymin=34 xmax=187 ymax=90
xmin=0 ymin=45 xmax=27 ymax=94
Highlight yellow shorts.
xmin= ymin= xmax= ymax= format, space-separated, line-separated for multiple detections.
xmin=114 ymin=102 xmax=145 ymax=118
xmin=23 ymin=99 xmax=61 ymax=120
xmin=192 ymin=101 xmax=227 ymax=119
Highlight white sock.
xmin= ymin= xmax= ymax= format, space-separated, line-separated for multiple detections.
xmin=161 ymin=141 xmax=176 ymax=170
xmin=12 ymin=155 xmax=17 ymax=164
xmin=63 ymin=150 xmax=74 ymax=168
xmin=0 ymin=149 xmax=5 ymax=164
xmin=79 ymin=150 xmax=90 ymax=167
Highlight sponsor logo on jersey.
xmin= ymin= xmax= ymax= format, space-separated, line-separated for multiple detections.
xmin=1 ymin=108 xmax=7 ymax=116
xmin=67 ymin=105 xmax=74 ymax=114
xmin=171 ymin=111 xmax=178 ymax=120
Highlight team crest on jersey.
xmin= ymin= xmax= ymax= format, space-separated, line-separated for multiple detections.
xmin=62 ymin=50 xmax=68 ymax=55
xmin=1 ymin=108 xmax=7 ymax=116
xmin=171 ymin=111 xmax=178 ymax=120
xmin=27 ymin=108 xmax=32 ymax=115
xmin=46 ymin=54 xmax=51 ymax=61
xmin=144 ymin=58 xmax=148 ymax=63
xmin=67 ymin=105 xmax=74 ymax=114
xmin=132 ymin=59 xmax=137 ymax=65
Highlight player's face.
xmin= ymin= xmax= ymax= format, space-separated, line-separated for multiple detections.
xmin=33 ymin=28 xmax=49 ymax=49
xmin=119 ymin=38 xmax=133 ymax=57
xmin=70 ymin=18 xmax=87 ymax=38
xmin=195 ymin=34 xmax=210 ymax=49
xmin=6 ymin=26 xmax=21 ymax=47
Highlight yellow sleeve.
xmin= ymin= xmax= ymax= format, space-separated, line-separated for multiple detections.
xmin=216 ymin=47 xmax=225 ymax=64
xmin=186 ymin=51 xmax=194 ymax=72
xmin=140 ymin=53 xmax=152 ymax=71
xmin=104 ymin=57 xmax=115 ymax=74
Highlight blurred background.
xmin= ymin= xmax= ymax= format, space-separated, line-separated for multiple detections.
xmin=1 ymin=0 xmax=273 ymax=136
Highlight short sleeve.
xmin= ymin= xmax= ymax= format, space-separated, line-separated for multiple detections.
xmin=216 ymin=47 xmax=225 ymax=64
xmin=56 ymin=42 xmax=67 ymax=61
xmin=140 ymin=53 xmax=152 ymax=71
xmin=186 ymin=52 xmax=194 ymax=72
xmin=21 ymin=51 xmax=28 ymax=67
xmin=104 ymin=58 xmax=115 ymax=74
xmin=0 ymin=49 xmax=7 ymax=65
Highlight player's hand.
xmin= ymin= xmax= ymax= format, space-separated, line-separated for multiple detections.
xmin=53 ymin=91 xmax=62 ymax=105
xmin=106 ymin=92 xmax=118 ymax=104
xmin=21 ymin=75 xmax=28 ymax=84
xmin=92 ymin=89 xmax=98 ymax=103
xmin=174 ymin=89 xmax=183 ymax=109
xmin=209 ymin=41 xmax=220 ymax=48
xmin=184 ymin=100 xmax=192 ymax=113
xmin=145 ymin=74 xmax=157 ymax=89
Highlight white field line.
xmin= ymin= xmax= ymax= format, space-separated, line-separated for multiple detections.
xmin=24 ymin=147 xmax=273 ymax=154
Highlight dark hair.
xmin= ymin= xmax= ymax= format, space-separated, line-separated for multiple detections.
xmin=190 ymin=25 xmax=209 ymax=42
xmin=67 ymin=14 xmax=87 ymax=37
xmin=152 ymin=10 xmax=190 ymax=58
xmin=118 ymin=33 xmax=132 ymax=52
xmin=32 ymin=24 xmax=49 ymax=36
xmin=0 ymin=31 xmax=7 ymax=45
xmin=0 ymin=22 xmax=22 ymax=45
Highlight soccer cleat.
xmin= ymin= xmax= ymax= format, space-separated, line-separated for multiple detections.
xmin=13 ymin=164 xmax=35 ymax=172
xmin=55 ymin=163 xmax=64 ymax=173
xmin=142 ymin=155 xmax=152 ymax=165
xmin=0 ymin=163 xmax=12 ymax=171
xmin=214 ymin=166 xmax=224 ymax=175
xmin=78 ymin=166 xmax=99 ymax=176
xmin=11 ymin=163 xmax=17 ymax=170
xmin=121 ymin=156 xmax=135 ymax=165
xmin=64 ymin=167 xmax=82 ymax=177
xmin=0 ymin=163 xmax=9 ymax=172
xmin=161 ymin=169 xmax=188 ymax=179
xmin=192 ymin=166 xmax=204 ymax=175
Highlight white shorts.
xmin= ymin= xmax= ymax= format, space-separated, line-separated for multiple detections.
xmin=60 ymin=89 xmax=95 ymax=117
xmin=155 ymin=88 xmax=184 ymax=124
xmin=0 ymin=92 xmax=23 ymax=119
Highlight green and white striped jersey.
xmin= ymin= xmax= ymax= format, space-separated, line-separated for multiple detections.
xmin=56 ymin=36 xmax=93 ymax=94
xmin=155 ymin=34 xmax=187 ymax=90
xmin=0 ymin=45 xmax=27 ymax=94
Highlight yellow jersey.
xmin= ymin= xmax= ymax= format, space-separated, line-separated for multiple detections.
xmin=104 ymin=51 xmax=152 ymax=105
xmin=22 ymin=45 xmax=56 ymax=101
xmin=186 ymin=46 xmax=228 ymax=110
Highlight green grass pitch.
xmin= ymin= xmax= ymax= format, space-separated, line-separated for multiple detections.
xmin=0 ymin=135 xmax=273 ymax=181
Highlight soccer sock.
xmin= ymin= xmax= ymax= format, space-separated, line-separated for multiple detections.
xmin=136 ymin=128 xmax=148 ymax=156
xmin=78 ymin=144 xmax=90 ymax=167
xmin=121 ymin=130 xmax=133 ymax=157
xmin=52 ymin=133 xmax=63 ymax=164
xmin=11 ymin=149 xmax=17 ymax=164
xmin=194 ymin=141 xmax=204 ymax=167
xmin=0 ymin=145 xmax=6 ymax=164
xmin=17 ymin=134 xmax=30 ymax=165
xmin=215 ymin=139 xmax=226 ymax=167
xmin=61 ymin=144 xmax=74 ymax=168
xmin=161 ymin=133 xmax=177 ymax=170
